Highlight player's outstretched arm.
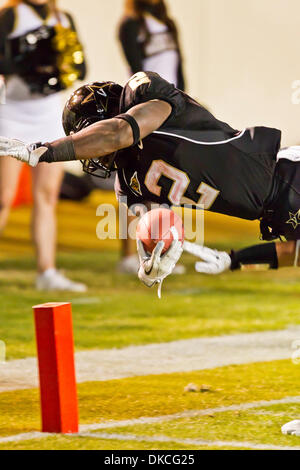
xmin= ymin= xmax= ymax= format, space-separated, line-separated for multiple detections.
xmin=0 ymin=99 xmax=172 ymax=166
xmin=184 ymin=240 xmax=299 ymax=274
xmin=71 ymin=99 xmax=172 ymax=160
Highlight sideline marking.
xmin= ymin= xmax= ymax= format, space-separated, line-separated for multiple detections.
xmin=1 ymin=396 xmax=300 ymax=445
xmin=2 ymin=327 xmax=300 ymax=392
xmin=80 ymin=431 xmax=300 ymax=450
xmin=80 ymin=396 xmax=300 ymax=431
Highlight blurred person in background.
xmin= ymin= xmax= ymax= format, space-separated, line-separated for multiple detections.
xmin=117 ymin=0 xmax=185 ymax=273
xmin=119 ymin=0 xmax=185 ymax=90
xmin=0 ymin=0 xmax=87 ymax=291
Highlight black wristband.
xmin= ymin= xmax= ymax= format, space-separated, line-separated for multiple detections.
xmin=230 ymin=242 xmax=278 ymax=270
xmin=115 ymin=113 xmax=141 ymax=146
xmin=38 ymin=136 xmax=76 ymax=163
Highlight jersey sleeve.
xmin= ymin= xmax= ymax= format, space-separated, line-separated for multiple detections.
xmin=119 ymin=71 xmax=186 ymax=121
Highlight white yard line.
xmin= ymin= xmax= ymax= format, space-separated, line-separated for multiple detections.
xmin=0 ymin=432 xmax=51 ymax=444
xmin=80 ymin=432 xmax=300 ymax=450
xmin=79 ymin=396 xmax=300 ymax=432
xmin=1 ymin=327 xmax=300 ymax=392
xmin=1 ymin=396 xmax=300 ymax=445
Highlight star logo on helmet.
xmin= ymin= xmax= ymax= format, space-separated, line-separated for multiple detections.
xmin=286 ymin=209 xmax=300 ymax=230
xmin=81 ymin=84 xmax=109 ymax=111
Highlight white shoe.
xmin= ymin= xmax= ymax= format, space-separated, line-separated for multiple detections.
xmin=117 ymin=255 xmax=140 ymax=274
xmin=173 ymin=264 xmax=186 ymax=275
xmin=36 ymin=269 xmax=87 ymax=292
xmin=281 ymin=420 xmax=300 ymax=436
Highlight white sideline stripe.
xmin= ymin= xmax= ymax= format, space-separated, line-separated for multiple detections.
xmin=153 ymin=129 xmax=247 ymax=145
xmin=1 ymin=396 xmax=300 ymax=445
xmin=79 ymin=396 xmax=300 ymax=432
xmin=79 ymin=432 xmax=300 ymax=451
xmin=0 ymin=432 xmax=51 ymax=444
xmin=1 ymin=327 xmax=300 ymax=392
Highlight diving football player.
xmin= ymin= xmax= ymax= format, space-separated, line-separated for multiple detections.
xmin=1 ymin=71 xmax=300 ymax=287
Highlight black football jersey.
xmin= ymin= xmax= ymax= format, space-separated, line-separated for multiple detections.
xmin=115 ymin=72 xmax=281 ymax=221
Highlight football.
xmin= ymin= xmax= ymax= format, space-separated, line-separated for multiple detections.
xmin=136 ymin=208 xmax=185 ymax=254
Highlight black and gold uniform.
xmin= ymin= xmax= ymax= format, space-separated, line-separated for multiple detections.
xmin=61 ymin=71 xmax=299 ymax=242
xmin=0 ymin=0 xmax=86 ymax=142
xmin=0 ymin=0 xmax=86 ymax=95
xmin=115 ymin=72 xmax=288 ymax=239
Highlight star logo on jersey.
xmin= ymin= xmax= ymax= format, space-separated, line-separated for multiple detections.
xmin=81 ymin=84 xmax=109 ymax=111
xmin=130 ymin=171 xmax=142 ymax=196
xmin=286 ymin=210 xmax=300 ymax=230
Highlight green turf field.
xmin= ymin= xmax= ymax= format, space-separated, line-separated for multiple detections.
xmin=1 ymin=192 xmax=300 ymax=450
xmin=1 ymin=251 xmax=300 ymax=360
xmin=1 ymin=362 xmax=300 ymax=450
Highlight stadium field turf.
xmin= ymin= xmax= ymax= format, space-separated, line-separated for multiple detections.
xmin=0 ymin=191 xmax=299 ymax=450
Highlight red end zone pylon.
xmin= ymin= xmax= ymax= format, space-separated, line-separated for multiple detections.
xmin=33 ymin=302 xmax=79 ymax=433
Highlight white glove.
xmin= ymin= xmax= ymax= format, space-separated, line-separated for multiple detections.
xmin=0 ymin=137 xmax=47 ymax=167
xmin=137 ymin=239 xmax=183 ymax=298
xmin=183 ymin=241 xmax=231 ymax=275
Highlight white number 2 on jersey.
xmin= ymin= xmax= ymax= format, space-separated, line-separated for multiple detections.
xmin=128 ymin=72 xmax=151 ymax=91
xmin=145 ymin=160 xmax=220 ymax=209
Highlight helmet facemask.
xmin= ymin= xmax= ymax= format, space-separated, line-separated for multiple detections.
xmin=81 ymin=153 xmax=117 ymax=179
xmin=62 ymin=81 xmax=123 ymax=178
xmin=72 ymin=115 xmax=117 ymax=179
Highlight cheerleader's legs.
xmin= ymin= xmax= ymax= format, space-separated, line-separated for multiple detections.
xmin=31 ymin=161 xmax=64 ymax=273
xmin=0 ymin=156 xmax=24 ymax=231
xmin=0 ymin=157 xmax=63 ymax=272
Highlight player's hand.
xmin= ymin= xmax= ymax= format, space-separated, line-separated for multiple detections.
xmin=183 ymin=241 xmax=231 ymax=275
xmin=0 ymin=137 xmax=46 ymax=167
xmin=137 ymin=239 xmax=183 ymax=295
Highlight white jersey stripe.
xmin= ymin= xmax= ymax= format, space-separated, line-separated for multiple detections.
xmin=153 ymin=128 xmax=246 ymax=145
